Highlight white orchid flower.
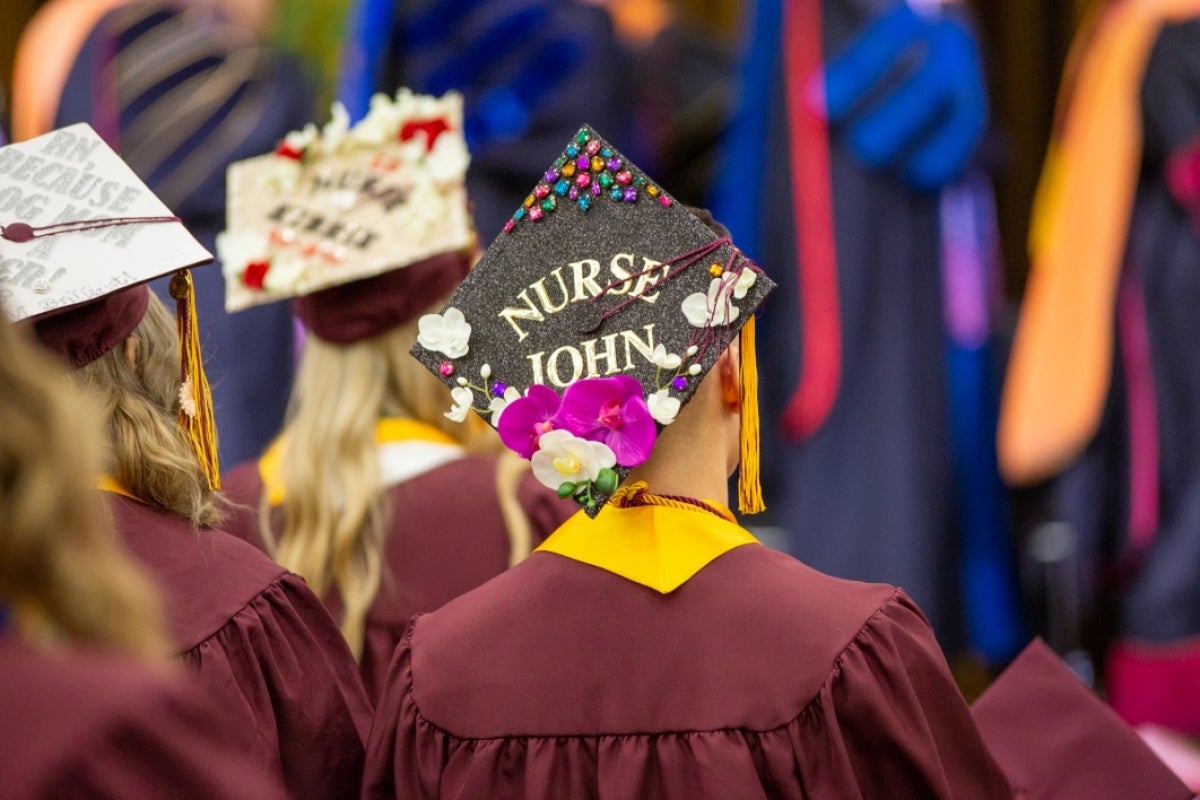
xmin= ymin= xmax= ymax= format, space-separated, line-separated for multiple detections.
xmin=488 ymin=386 xmax=522 ymax=426
xmin=732 ymin=266 xmax=757 ymax=299
xmin=650 ymin=344 xmax=682 ymax=370
xmin=444 ymin=386 xmax=474 ymax=423
xmin=647 ymin=389 xmax=681 ymax=425
xmin=530 ymin=430 xmax=616 ymax=490
xmin=417 ymin=307 xmax=472 ymax=358
xmin=682 ymin=277 xmax=741 ymax=328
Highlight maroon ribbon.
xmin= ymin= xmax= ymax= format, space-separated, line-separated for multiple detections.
xmin=1 ymin=215 xmax=181 ymax=243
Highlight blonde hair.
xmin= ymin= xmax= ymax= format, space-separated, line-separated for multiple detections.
xmin=0 ymin=319 xmax=170 ymax=659
xmin=73 ymin=293 xmax=222 ymax=527
xmin=268 ymin=318 xmax=499 ymax=657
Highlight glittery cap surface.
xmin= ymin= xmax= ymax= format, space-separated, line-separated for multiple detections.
xmin=410 ymin=125 xmax=775 ymax=509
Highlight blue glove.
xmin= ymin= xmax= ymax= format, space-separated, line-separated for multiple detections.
xmin=820 ymin=2 xmax=988 ymax=190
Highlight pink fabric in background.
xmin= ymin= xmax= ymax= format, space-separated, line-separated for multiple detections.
xmin=1109 ymin=636 xmax=1200 ymax=735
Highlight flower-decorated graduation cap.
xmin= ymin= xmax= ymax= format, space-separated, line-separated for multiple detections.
xmin=411 ymin=125 xmax=776 ymax=516
xmin=0 ymin=122 xmax=219 ymax=487
xmin=217 ymin=89 xmax=475 ymax=342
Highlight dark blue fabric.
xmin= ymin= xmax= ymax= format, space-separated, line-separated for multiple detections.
xmin=1115 ymin=19 xmax=1200 ymax=642
xmin=710 ymin=0 xmax=780 ymax=262
xmin=338 ymin=0 xmax=396 ymax=121
xmin=338 ymin=0 xmax=623 ymax=238
xmin=947 ymin=338 xmax=1024 ymax=662
xmin=1039 ymin=19 xmax=1200 ymax=650
xmin=714 ymin=0 xmax=1019 ymax=657
xmin=942 ymin=176 xmax=1024 ymax=663
xmin=55 ymin=4 xmax=315 ymax=468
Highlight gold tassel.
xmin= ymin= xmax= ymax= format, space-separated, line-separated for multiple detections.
xmin=169 ymin=270 xmax=220 ymax=491
xmin=738 ymin=313 xmax=765 ymax=514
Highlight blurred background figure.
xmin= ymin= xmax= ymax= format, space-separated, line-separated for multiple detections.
xmin=0 ymin=316 xmax=287 ymax=799
xmin=999 ymin=1 xmax=1200 ymax=787
xmin=580 ymin=0 xmax=737 ymax=208
xmin=713 ymin=0 xmax=1024 ymax=667
xmin=11 ymin=0 xmax=316 ymax=467
xmin=336 ymin=0 xmax=623 ymax=237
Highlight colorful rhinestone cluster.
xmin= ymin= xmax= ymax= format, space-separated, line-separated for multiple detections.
xmin=503 ymin=129 xmax=670 ymax=233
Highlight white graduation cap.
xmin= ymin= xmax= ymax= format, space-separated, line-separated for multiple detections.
xmin=218 ymin=89 xmax=474 ymax=313
xmin=0 ymin=122 xmax=211 ymax=323
xmin=0 ymin=122 xmax=219 ymax=489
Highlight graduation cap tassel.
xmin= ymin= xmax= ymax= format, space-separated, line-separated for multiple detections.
xmin=169 ymin=270 xmax=221 ymax=491
xmin=738 ymin=313 xmax=765 ymax=514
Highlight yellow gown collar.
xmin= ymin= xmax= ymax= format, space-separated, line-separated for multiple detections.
xmin=536 ymin=501 xmax=760 ymax=594
xmin=97 ymin=475 xmax=140 ymax=502
xmin=258 ymin=418 xmax=457 ymax=505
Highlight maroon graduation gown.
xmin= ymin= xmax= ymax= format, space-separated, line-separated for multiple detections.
xmin=0 ymin=636 xmax=287 ymax=799
xmin=107 ymin=494 xmax=372 ymax=800
xmin=971 ymin=638 xmax=1192 ymax=799
xmin=223 ymin=454 xmax=573 ymax=701
xmin=361 ymin=543 xmax=1013 ymax=799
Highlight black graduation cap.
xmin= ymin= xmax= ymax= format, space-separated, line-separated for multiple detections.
xmin=411 ymin=125 xmax=775 ymax=515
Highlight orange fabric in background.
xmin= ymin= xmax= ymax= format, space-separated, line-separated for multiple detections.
xmin=11 ymin=0 xmax=129 ymax=141
xmin=998 ymin=0 xmax=1200 ymax=486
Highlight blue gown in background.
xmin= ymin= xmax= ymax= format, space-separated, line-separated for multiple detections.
xmin=715 ymin=0 xmax=1023 ymax=662
xmin=337 ymin=0 xmax=623 ymax=239
xmin=53 ymin=2 xmax=314 ymax=467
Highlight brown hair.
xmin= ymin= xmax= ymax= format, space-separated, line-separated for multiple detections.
xmin=0 ymin=318 xmax=170 ymax=658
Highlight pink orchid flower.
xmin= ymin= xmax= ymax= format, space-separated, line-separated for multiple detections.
xmin=557 ymin=375 xmax=657 ymax=467
xmin=497 ymin=384 xmax=563 ymax=459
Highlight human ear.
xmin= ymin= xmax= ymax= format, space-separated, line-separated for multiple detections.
xmin=718 ymin=347 xmax=740 ymax=412
xmin=123 ymin=336 xmax=140 ymax=370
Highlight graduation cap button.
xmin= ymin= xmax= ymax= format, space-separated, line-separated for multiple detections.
xmin=1 ymin=222 xmax=33 ymax=242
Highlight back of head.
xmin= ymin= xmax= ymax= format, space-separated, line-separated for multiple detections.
xmin=407 ymin=127 xmax=775 ymax=517
xmin=0 ymin=122 xmax=223 ymax=519
xmin=73 ymin=293 xmax=222 ymax=527
xmin=0 ymin=318 xmax=169 ymax=658
xmin=217 ymin=90 xmax=485 ymax=656
xmin=274 ymin=308 xmax=499 ymax=659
